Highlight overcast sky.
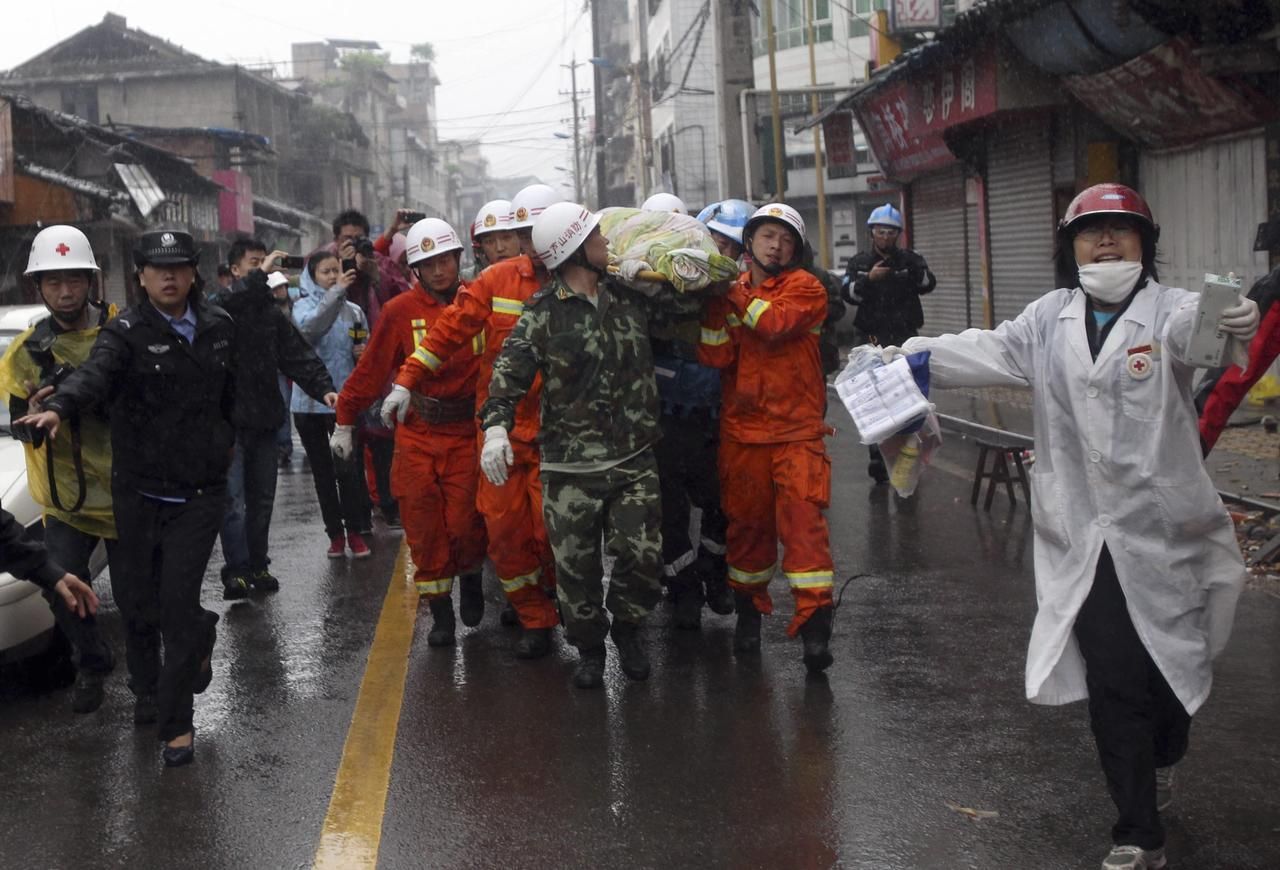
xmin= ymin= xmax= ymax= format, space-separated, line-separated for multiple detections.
xmin=5 ymin=1 xmax=595 ymax=196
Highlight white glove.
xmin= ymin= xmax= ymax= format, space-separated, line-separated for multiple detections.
xmin=480 ymin=426 xmax=514 ymax=486
xmin=330 ymin=424 xmax=355 ymax=461
xmin=1219 ymin=295 xmax=1259 ymax=340
xmin=617 ymin=259 xmax=653 ymax=282
xmin=380 ymin=384 xmax=411 ymax=427
xmin=880 ymin=345 xmax=907 ymax=364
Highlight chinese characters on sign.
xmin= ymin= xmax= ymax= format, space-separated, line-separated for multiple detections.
xmin=890 ymin=0 xmax=942 ymax=33
xmin=822 ymin=111 xmax=859 ymax=179
xmin=854 ymin=50 xmax=996 ymax=181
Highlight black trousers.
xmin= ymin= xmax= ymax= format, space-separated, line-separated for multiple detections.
xmin=111 ymin=485 xmax=222 ymax=742
xmin=365 ymin=435 xmax=396 ymax=515
xmin=294 ymin=413 xmax=365 ymax=539
xmin=1074 ymin=546 xmax=1191 ymax=850
xmin=654 ymin=408 xmax=726 ymax=583
xmin=41 ymin=516 xmax=117 ymax=674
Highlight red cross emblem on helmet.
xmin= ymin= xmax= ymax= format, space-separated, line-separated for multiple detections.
xmin=55 ymin=243 xmax=70 ymax=256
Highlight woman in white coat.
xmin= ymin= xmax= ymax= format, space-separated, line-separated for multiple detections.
xmin=897 ymin=184 xmax=1258 ymax=870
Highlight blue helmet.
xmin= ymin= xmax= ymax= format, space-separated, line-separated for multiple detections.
xmin=696 ymin=198 xmax=753 ymax=246
xmin=867 ymin=203 xmax=903 ymax=230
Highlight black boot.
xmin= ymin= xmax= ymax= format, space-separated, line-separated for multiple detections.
xmin=733 ymin=592 xmax=761 ymax=654
xmin=610 ymin=620 xmax=651 ymax=680
xmin=458 ymin=573 xmax=484 ymax=627
xmin=799 ymin=606 xmax=834 ymax=673
xmin=672 ymin=566 xmax=704 ymax=631
xmin=71 ymin=670 xmax=106 ymax=714
xmin=499 ymin=602 xmax=520 ymax=627
xmin=515 ymin=627 xmax=552 ymax=660
xmin=573 ymin=645 xmax=607 ymax=689
xmin=699 ymin=550 xmax=734 ymax=615
xmin=426 ymin=598 xmax=456 ymax=647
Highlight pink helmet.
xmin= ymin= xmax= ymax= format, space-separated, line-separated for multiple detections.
xmin=1060 ymin=183 xmax=1154 ymax=232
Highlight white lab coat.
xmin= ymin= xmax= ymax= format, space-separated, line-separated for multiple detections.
xmin=904 ymin=280 xmax=1245 ymax=714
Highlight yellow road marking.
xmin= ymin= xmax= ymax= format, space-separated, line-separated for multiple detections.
xmin=315 ymin=542 xmax=417 ymax=869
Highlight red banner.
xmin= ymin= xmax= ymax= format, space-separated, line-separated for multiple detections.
xmin=822 ymin=111 xmax=858 ymax=179
xmin=854 ymin=49 xmax=998 ymax=181
xmin=1064 ymin=37 xmax=1278 ymax=149
xmin=213 ymin=169 xmax=254 ymax=235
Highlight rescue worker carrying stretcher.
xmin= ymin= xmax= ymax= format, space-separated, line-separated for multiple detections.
xmin=332 ymin=218 xmax=487 ymax=648
xmin=384 ymin=186 xmax=564 ymax=660
xmin=698 ymin=203 xmax=838 ymax=674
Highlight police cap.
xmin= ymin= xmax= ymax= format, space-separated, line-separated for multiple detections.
xmin=133 ymin=229 xmax=200 ymax=268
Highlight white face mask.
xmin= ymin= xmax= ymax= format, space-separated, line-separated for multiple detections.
xmin=1077 ymin=261 xmax=1143 ymax=305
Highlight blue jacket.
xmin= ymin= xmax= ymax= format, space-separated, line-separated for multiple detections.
xmin=291 ymin=269 xmax=368 ymax=415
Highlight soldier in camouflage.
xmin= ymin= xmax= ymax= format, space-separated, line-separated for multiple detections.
xmin=478 ymin=201 xmax=698 ymax=689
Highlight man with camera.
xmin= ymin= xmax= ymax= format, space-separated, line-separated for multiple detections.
xmin=0 ymin=226 xmax=120 ymax=715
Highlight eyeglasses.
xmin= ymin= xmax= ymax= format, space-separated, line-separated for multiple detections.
xmin=871 ymin=227 xmax=900 ymax=236
xmin=1074 ymin=223 xmax=1137 ymax=243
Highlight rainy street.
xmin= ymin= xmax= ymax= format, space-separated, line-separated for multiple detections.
xmin=2 ymin=407 xmax=1278 ymax=870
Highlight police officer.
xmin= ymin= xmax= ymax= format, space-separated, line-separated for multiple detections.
xmin=19 ymin=230 xmax=235 ymax=768
xmin=843 ymin=203 xmax=936 ymax=483
xmin=0 ymin=225 xmax=118 ymax=714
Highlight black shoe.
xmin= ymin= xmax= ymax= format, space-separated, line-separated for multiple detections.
xmin=573 ymin=646 xmax=607 ymax=689
xmin=868 ymin=462 xmax=889 ymax=484
xmin=134 ymin=693 xmax=158 ymax=726
xmin=426 ymin=598 xmax=456 ymax=647
xmin=701 ymin=554 xmax=734 ymax=616
xmin=515 ymin=627 xmax=552 ymax=660
xmin=458 ymin=573 xmax=484 ymax=627
xmin=610 ymin=620 xmax=651 ymax=681
xmin=194 ymin=615 xmax=218 ymax=695
xmin=71 ymin=670 xmax=107 ymax=714
xmin=249 ymin=569 xmax=280 ymax=593
xmin=222 ymin=571 xmax=250 ymax=601
xmin=162 ymin=731 xmax=195 ymax=768
xmin=733 ymin=593 xmax=762 ymax=654
xmin=499 ymin=602 xmax=521 ymax=627
xmin=672 ymin=584 xmax=703 ymax=631
xmin=799 ymin=606 xmax=834 ymax=673
xmin=381 ymin=506 xmax=402 ymax=530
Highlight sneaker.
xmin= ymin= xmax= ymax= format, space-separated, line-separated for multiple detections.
xmin=221 ymin=571 xmax=250 ymax=601
xmin=1102 ymin=845 xmax=1167 ymax=869
xmin=1155 ymin=766 xmax=1175 ymax=813
xmin=327 ymin=535 xmax=347 ymax=558
xmin=71 ymin=670 xmax=107 ymax=714
xmin=347 ymin=533 xmax=371 ymax=559
xmin=249 ymin=569 xmax=280 ymax=593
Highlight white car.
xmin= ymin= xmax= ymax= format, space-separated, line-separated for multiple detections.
xmin=0 ymin=304 xmax=106 ymax=669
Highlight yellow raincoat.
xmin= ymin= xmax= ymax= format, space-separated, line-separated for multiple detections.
xmin=0 ymin=308 xmax=117 ymax=539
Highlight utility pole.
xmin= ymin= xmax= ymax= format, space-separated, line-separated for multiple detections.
xmin=561 ymin=57 xmax=588 ymax=202
xmin=590 ymin=0 xmax=607 ymax=208
xmin=636 ymin=0 xmax=654 ymax=199
xmin=806 ymin=0 xmax=830 ymax=269
xmin=764 ymin=0 xmax=785 ymax=199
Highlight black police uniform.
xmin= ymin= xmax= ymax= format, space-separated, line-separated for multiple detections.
xmin=43 ymin=231 xmax=232 ymax=743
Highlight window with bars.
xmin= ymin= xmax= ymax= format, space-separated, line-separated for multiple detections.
xmin=752 ymin=0 xmax=833 ymax=56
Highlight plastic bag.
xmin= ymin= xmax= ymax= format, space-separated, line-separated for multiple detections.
xmin=834 ymin=345 xmax=932 ymax=444
xmin=878 ymin=413 xmax=943 ymax=498
xmin=599 ymin=207 xmax=740 ymax=292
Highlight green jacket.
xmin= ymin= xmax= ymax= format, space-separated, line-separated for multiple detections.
xmin=481 ymin=275 xmax=699 ymax=465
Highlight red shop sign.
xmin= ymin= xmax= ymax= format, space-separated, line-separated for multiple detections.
xmin=1063 ymin=37 xmax=1278 ymax=148
xmin=854 ymin=49 xmax=998 ymax=181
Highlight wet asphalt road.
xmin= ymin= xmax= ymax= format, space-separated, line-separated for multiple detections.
xmin=2 ymin=411 xmax=1279 ymax=869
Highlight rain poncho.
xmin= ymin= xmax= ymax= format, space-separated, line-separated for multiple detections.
xmin=0 ymin=317 xmax=116 ymax=538
xmin=600 ymin=207 xmax=740 ymax=292
xmin=291 ymin=266 xmax=368 ymax=415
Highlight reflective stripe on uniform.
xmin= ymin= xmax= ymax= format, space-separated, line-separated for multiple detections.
xmin=492 ymin=297 xmax=524 ymax=317
xmin=785 ymin=569 xmax=834 ymax=589
xmin=415 ymin=576 xmax=454 ymax=596
xmin=499 ymin=570 xmax=540 ymax=594
xmin=728 ymin=564 xmax=775 ymax=585
xmin=700 ymin=327 xmax=729 ymax=347
xmin=726 ymin=313 xmax=742 ymax=328
xmin=663 ymin=548 xmax=698 ymax=577
xmin=472 ymin=332 xmax=487 ymax=355
xmin=699 ymin=536 xmax=726 ymax=555
xmin=743 ymin=298 xmax=771 ymax=329
xmin=412 ymin=346 xmax=445 ymax=371
xmin=809 ymin=325 xmax=822 ymax=335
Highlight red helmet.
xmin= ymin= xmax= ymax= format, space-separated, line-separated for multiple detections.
xmin=1060 ymin=183 xmax=1155 ymax=232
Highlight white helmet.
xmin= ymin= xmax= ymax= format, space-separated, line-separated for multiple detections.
xmin=471 ymin=199 xmax=513 ymax=245
xmin=405 ymin=218 xmax=464 ymax=267
xmin=641 ymin=192 xmax=688 ymax=215
xmin=509 ymin=184 xmax=562 ymax=230
xmin=266 ymin=271 xmax=289 ymax=289
xmin=533 ymin=202 xmax=601 ymax=270
xmin=744 ymin=202 xmax=806 ymax=246
xmin=25 ymin=225 xmax=100 ymax=275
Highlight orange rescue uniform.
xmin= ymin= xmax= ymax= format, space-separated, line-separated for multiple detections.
xmin=338 ymin=283 xmax=486 ymax=599
xmin=395 ymin=255 xmax=558 ymax=630
xmin=698 ymin=268 xmax=834 ymax=635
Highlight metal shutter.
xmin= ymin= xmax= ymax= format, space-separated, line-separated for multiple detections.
xmin=910 ymin=166 xmax=970 ymax=336
xmin=1140 ymin=132 xmax=1269 ymax=293
xmin=987 ymin=123 xmax=1056 ymax=325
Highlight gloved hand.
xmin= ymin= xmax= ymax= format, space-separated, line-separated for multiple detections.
xmin=1220 ymin=295 xmax=1259 ymax=340
xmin=330 ymin=424 xmax=355 ymax=461
xmin=880 ymin=345 xmax=907 ymax=365
xmin=380 ymin=384 xmax=411 ymax=427
xmin=480 ymin=426 xmax=514 ymax=486
xmin=617 ymin=259 xmax=653 ymax=283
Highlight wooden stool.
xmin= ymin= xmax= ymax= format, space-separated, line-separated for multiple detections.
xmin=971 ymin=440 xmax=1031 ymax=510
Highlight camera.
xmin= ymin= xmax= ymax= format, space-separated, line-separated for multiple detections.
xmin=279 ymin=255 xmax=305 ymax=270
xmin=352 ymin=236 xmax=376 ymax=258
xmin=9 ymin=364 xmax=76 ymax=449
xmin=403 ymin=210 xmax=426 ymax=225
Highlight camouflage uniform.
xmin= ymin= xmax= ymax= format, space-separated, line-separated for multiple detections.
xmin=480 ymin=275 xmax=697 ymax=649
